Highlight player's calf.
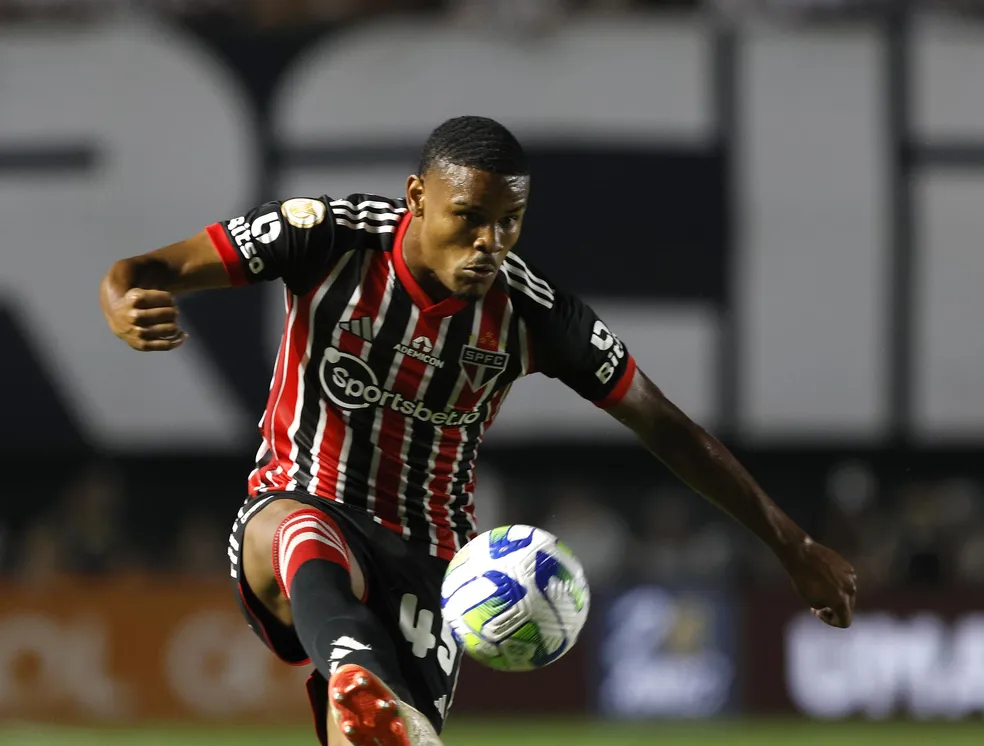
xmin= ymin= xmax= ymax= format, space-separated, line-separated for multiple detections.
xmin=241 ymin=499 xmax=415 ymax=742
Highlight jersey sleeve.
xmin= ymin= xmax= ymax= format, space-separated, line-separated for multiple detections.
xmin=205 ymin=196 xmax=338 ymax=295
xmin=512 ymin=258 xmax=637 ymax=408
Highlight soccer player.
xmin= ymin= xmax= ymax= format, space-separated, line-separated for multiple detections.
xmin=100 ymin=116 xmax=857 ymax=746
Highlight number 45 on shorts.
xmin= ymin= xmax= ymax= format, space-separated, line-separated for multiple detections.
xmin=399 ymin=593 xmax=457 ymax=676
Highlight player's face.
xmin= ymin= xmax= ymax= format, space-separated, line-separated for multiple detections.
xmin=407 ymin=163 xmax=530 ymax=301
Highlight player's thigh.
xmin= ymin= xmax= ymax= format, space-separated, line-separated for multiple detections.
xmin=371 ymin=550 xmax=461 ymax=730
xmin=241 ymin=496 xmax=366 ymax=625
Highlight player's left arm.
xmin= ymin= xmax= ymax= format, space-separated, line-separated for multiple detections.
xmin=605 ymin=369 xmax=857 ymax=628
xmin=524 ymin=267 xmax=856 ymax=628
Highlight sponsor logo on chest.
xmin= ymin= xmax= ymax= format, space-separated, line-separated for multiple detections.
xmin=393 ymin=335 xmax=444 ymax=369
xmin=319 ymin=347 xmax=486 ymax=425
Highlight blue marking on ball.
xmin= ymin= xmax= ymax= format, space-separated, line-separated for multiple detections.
xmin=487 ymin=526 xmax=535 ymax=559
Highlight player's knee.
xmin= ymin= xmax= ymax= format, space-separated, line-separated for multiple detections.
xmin=243 ymin=500 xmax=365 ymax=609
xmin=271 ymin=507 xmax=353 ymax=600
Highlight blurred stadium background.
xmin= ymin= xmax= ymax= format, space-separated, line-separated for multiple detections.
xmin=3 ymin=0 xmax=984 ymax=743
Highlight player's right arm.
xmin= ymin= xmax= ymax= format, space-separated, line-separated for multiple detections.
xmin=100 ymin=231 xmax=229 ymax=351
xmin=100 ymin=197 xmax=336 ymax=351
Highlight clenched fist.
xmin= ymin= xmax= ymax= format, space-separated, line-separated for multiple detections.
xmin=785 ymin=539 xmax=858 ymax=629
xmin=105 ymin=288 xmax=188 ymax=351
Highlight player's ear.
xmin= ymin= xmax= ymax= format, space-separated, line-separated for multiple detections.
xmin=406 ymin=174 xmax=425 ymax=217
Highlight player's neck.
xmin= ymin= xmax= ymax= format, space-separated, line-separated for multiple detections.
xmin=401 ymin=219 xmax=452 ymax=303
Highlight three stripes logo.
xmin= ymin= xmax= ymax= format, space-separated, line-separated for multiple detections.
xmin=500 ymin=254 xmax=555 ymax=309
xmin=330 ymin=197 xmax=405 ymax=235
xmin=338 ymin=316 xmax=374 ymax=342
xmin=228 ymin=495 xmax=276 ymax=579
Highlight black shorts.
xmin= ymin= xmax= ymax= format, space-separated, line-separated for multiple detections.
xmin=227 ymin=492 xmax=462 ymax=737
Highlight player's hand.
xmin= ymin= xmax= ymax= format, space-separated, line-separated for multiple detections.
xmin=785 ymin=540 xmax=857 ymax=629
xmin=106 ymin=288 xmax=188 ymax=351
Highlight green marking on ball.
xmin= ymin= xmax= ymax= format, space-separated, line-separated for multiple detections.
xmin=511 ymin=621 xmax=543 ymax=646
xmin=462 ymin=595 xmax=511 ymax=631
xmin=447 ymin=545 xmax=471 ymax=573
xmin=553 ymin=563 xmax=586 ymax=612
xmin=487 ymin=653 xmax=521 ymax=671
xmin=555 ymin=540 xmax=575 ymax=558
xmin=489 ymin=526 xmax=511 ymax=545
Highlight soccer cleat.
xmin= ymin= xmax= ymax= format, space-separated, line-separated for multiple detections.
xmin=327 ymin=664 xmax=443 ymax=746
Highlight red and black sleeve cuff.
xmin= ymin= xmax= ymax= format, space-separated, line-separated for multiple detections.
xmin=594 ymin=355 xmax=637 ymax=409
xmin=206 ymin=222 xmax=248 ymax=287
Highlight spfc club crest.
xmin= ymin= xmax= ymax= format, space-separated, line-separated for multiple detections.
xmin=459 ymin=345 xmax=510 ymax=391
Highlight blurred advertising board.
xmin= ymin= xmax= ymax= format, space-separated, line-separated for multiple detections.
xmin=0 ymin=577 xmax=591 ymax=725
xmin=742 ymin=591 xmax=984 ymax=719
xmin=594 ymin=586 xmax=738 ymax=718
xmin=0 ymin=578 xmax=311 ymax=725
xmin=13 ymin=578 xmax=983 ymax=725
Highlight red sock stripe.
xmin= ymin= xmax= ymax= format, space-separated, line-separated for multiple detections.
xmin=272 ymin=509 xmax=351 ymax=600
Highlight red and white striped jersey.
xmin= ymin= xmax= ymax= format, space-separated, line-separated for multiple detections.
xmin=207 ymin=194 xmax=636 ymax=560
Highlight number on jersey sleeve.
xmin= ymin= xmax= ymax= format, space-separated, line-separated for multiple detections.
xmin=205 ymin=194 xmax=406 ymax=296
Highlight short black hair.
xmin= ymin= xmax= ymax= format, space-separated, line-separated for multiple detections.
xmin=419 ymin=116 xmax=529 ymax=177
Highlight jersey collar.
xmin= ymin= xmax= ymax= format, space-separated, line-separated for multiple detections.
xmin=392 ymin=212 xmax=469 ymax=318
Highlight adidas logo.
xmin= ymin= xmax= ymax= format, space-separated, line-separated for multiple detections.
xmin=328 ymin=636 xmax=371 ymax=674
xmin=338 ymin=317 xmax=373 ymax=342
xmin=433 ymin=695 xmax=448 ymax=719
